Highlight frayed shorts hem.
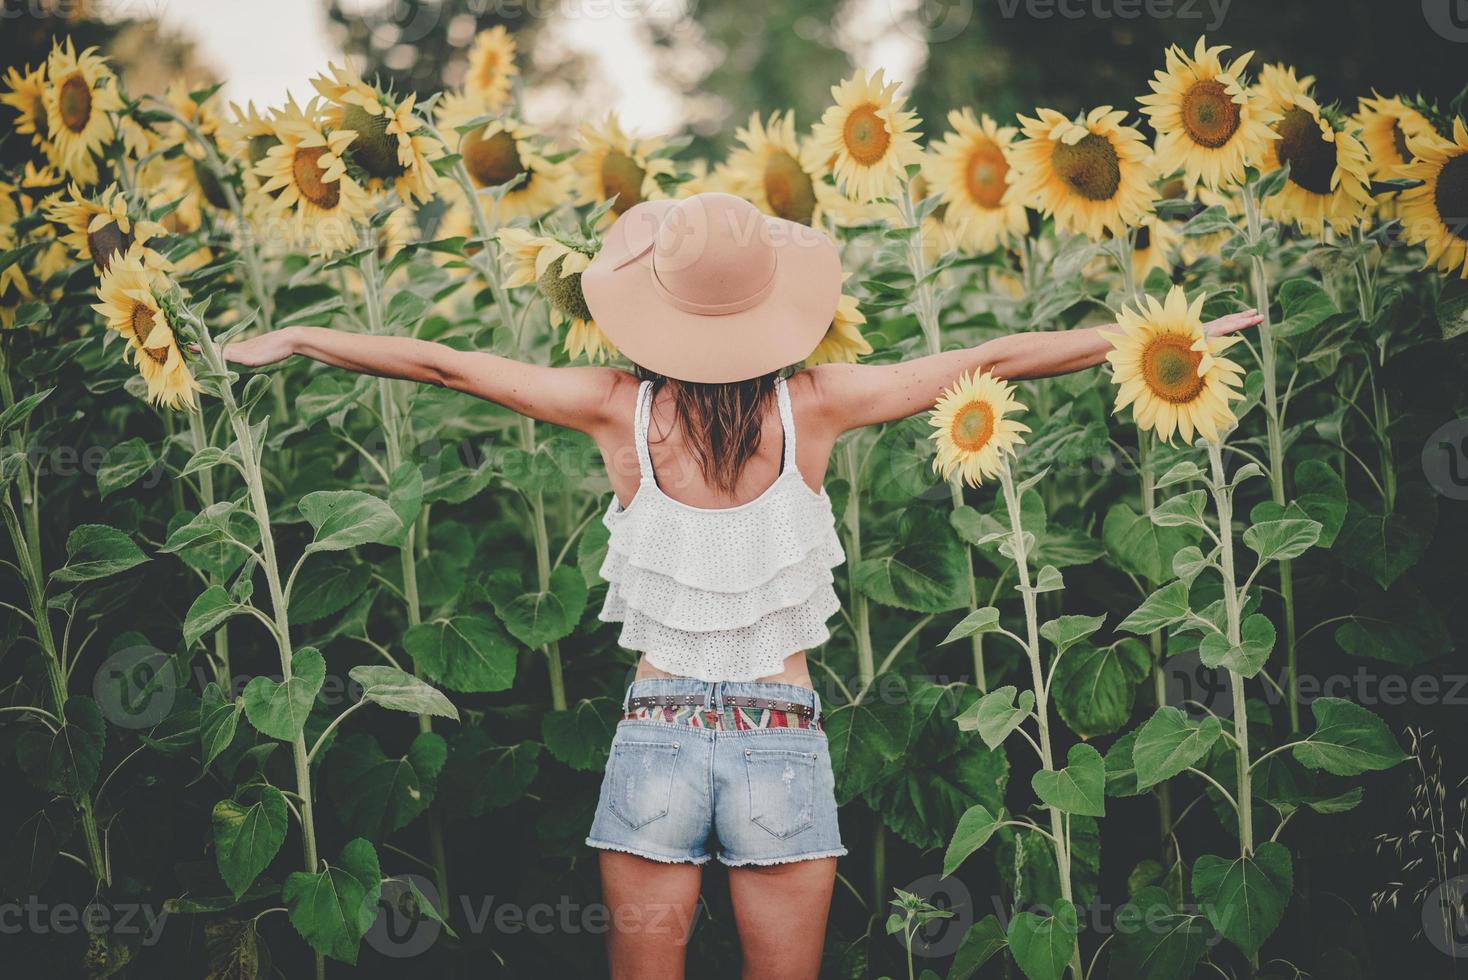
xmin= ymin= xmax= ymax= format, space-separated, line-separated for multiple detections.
xmin=718 ymin=847 xmax=848 ymax=868
xmin=586 ymin=838 xmax=714 ymax=865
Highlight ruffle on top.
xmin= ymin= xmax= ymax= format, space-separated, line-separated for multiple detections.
xmin=595 ymin=378 xmax=845 ymax=682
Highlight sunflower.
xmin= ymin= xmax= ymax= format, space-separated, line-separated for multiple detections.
xmin=806 ymin=287 xmax=870 ymax=366
xmin=726 ymin=110 xmax=841 ymax=226
xmin=495 ymin=227 xmax=612 ymax=361
xmin=1395 ymin=118 xmax=1468 ymax=279
xmin=1138 ymin=37 xmax=1277 ymax=192
xmin=463 ymin=26 xmax=518 ymax=110
xmin=46 ymin=182 xmax=169 ymax=271
xmin=1010 ymin=106 xmax=1155 ymax=240
xmin=924 ymin=109 xmax=1028 ymax=253
xmin=0 ymin=185 xmax=32 ymax=327
xmin=929 ymin=370 xmax=1030 ymax=487
xmin=133 ymin=319 xmax=202 ymax=410
xmin=808 ymin=69 xmax=924 ymax=203
xmin=254 ymin=96 xmax=373 ymax=256
xmin=2 ymin=62 xmax=55 ymax=155
xmin=91 ymin=244 xmax=172 ymax=346
xmin=570 ymin=113 xmax=673 ymax=221
xmin=436 ymin=91 xmax=566 ymax=221
xmin=43 ymin=38 xmax=123 ymax=183
xmin=312 ymin=63 xmax=442 ymax=205
xmin=1100 ymin=286 xmax=1245 ymax=443
xmin=1355 ymin=93 xmax=1437 ymax=178
xmin=1252 ymin=65 xmax=1371 ymax=235
xmin=1130 ymin=215 xmax=1182 ymax=282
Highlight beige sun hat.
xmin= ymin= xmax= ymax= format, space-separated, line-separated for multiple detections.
xmin=580 ymin=192 xmax=843 ymax=383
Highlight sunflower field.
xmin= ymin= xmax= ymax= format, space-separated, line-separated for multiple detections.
xmin=1 ymin=17 xmax=1466 ymax=980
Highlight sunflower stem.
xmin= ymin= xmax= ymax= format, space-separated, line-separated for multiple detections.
xmin=192 ymin=313 xmax=325 ymax=980
xmin=186 ymin=405 xmax=232 ymax=686
xmin=1000 ymin=461 xmax=1082 ymax=980
xmin=1138 ymin=431 xmax=1174 ymax=855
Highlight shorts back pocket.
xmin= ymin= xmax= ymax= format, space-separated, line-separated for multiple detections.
xmin=743 ymin=747 xmax=817 ymax=840
xmin=607 ymin=739 xmax=681 ymax=830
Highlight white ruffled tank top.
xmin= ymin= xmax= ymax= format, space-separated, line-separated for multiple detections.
xmin=597 ymin=377 xmax=845 ymax=681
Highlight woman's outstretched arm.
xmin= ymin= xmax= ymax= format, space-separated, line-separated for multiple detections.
xmin=218 ymin=326 xmax=630 ymax=433
xmin=805 ymin=309 xmax=1264 ymax=433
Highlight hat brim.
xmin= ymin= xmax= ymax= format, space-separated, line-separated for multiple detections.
xmin=581 ymin=200 xmax=843 ymax=383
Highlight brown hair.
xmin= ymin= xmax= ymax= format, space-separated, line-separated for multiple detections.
xmin=635 ymin=367 xmax=782 ymax=495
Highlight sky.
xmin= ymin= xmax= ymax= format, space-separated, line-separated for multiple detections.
xmin=105 ymin=0 xmax=927 ymax=136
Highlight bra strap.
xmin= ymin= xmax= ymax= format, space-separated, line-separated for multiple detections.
xmin=633 ymin=380 xmax=655 ymax=481
xmin=775 ymin=377 xmax=796 ymax=469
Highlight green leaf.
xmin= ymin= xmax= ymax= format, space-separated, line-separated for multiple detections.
xmin=199 ymin=681 xmax=244 ymax=771
xmin=96 ymin=438 xmax=156 ymax=499
xmin=327 ymin=732 xmax=447 ymax=838
xmin=942 ymin=606 xmax=1001 ymax=645
xmin=1291 ymin=697 xmax=1407 ymax=775
xmin=1155 ymin=460 xmax=1204 ymax=489
xmin=282 ymin=838 xmax=381 ymax=964
xmin=1030 ymin=564 xmax=1064 ymax=593
xmin=852 ymin=506 xmax=968 ymax=612
xmin=348 ymin=665 xmax=458 ymax=721
xmin=184 ymin=586 xmax=247 ymax=648
xmin=52 ymin=524 xmax=148 ymax=582
xmin=1051 ymin=640 xmax=1150 ymax=739
xmin=1104 ymin=730 xmax=1143 ymax=797
xmin=1172 ymin=545 xmax=1210 ymax=585
xmin=1334 ymin=585 xmax=1453 ymax=666
xmin=1275 ymin=277 xmax=1336 ymax=338
xmin=1132 ymin=707 xmax=1222 ymax=789
xmin=16 ymin=697 xmax=105 ymax=796
xmin=1039 ymin=614 xmax=1106 ymax=655
xmin=1150 ymin=490 xmax=1208 ymax=529
xmin=1192 ymin=842 xmax=1293 ymax=959
xmin=949 ymin=915 xmax=1007 ymax=980
xmin=1103 ymin=503 xmax=1199 ymax=584
xmin=1243 ymin=518 xmax=1322 ymax=563
xmin=1032 ymin=743 xmax=1105 ymax=817
xmin=385 ymin=462 xmax=423 ymax=547
xmin=955 ymin=685 xmax=1034 ymax=750
xmin=826 ymin=691 xmax=912 ymax=803
xmin=1117 ymin=581 xmax=1191 ymax=634
xmin=289 ymin=557 xmax=372 ymax=624
xmin=1333 ymin=485 xmax=1435 ymax=590
xmin=541 ymin=698 xmax=618 ymax=771
xmin=943 ymin=804 xmax=1004 ymax=877
xmin=403 ymin=614 xmax=517 ymax=693
xmin=1198 ymin=613 xmax=1275 ymax=677
xmin=489 ymin=566 xmax=588 ymax=648
xmin=242 ymin=647 xmax=325 ymax=741
xmin=1293 ymin=459 xmax=1347 ymax=547
xmin=1007 ymin=899 xmax=1078 ymax=980
xmin=298 ymin=490 xmax=402 ymax=553
xmin=0 ymin=386 xmax=52 ymax=432
xmin=438 ymin=729 xmax=542 ymax=817
xmin=212 ymin=787 xmax=287 ymax=899
xmin=1107 ymin=885 xmax=1209 ymax=980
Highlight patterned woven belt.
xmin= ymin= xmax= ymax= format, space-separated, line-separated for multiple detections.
xmin=627 ymin=693 xmax=816 ymax=719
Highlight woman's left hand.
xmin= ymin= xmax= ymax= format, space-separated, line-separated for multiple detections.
xmin=1205 ymin=309 xmax=1265 ymax=338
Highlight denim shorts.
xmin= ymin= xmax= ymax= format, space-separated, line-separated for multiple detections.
xmin=586 ymin=678 xmax=847 ymax=867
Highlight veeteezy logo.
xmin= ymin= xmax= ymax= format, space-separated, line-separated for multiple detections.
xmin=992 ymin=0 xmax=1232 ymax=30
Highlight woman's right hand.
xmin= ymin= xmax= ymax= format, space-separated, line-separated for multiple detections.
xmin=220 ymin=327 xmax=298 ymax=367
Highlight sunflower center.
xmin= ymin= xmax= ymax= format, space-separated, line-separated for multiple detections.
xmin=340 ymin=104 xmax=405 ymax=179
xmin=600 ymin=150 xmax=646 ymax=215
xmin=964 ymin=140 xmax=1008 ymax=209
xmin=949 ymin=400 xmax=996 ymax=453
xmin=764 ymin=150 xmax=816 ymax=224
xmin=1274 ymin=107 xmax=1336 ymax=195
xmin=87 ymin=220 xmax=133 ymax=270
xmin=140 ymin=342 xmax=170 ymax=365
xmin=1434 ymin=154 xmax=1468 ymax=242
xmin=842 ymin=103 xmax=891 ymax=167
xmin=129 ymin=301 xmax=156 ymax=339
xmin=463 ymin=128 xmax=526 ymax=189
xmin=1180 ymin=79 xmax=1240 ymax=149
xmin=292 ymin=145 xmax=341 ymax=210
xmin=537 ymin=254 xmax=593 ymax=322
xmin=58 ymin=73 xmax=92 ymax=133
xmin=1389 ymin=119 xmax=1411 ymax=163
xmin=1142 ymin=335 xmax=1206 ymax=403
xmin=1050 ymin=133 xmax=1121 ymax=202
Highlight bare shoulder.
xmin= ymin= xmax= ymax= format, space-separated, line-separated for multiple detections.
xmin=785 ymin=366 xmax=847 ymax=438
xmin=582 ymin=367 xmax=641 ymax=432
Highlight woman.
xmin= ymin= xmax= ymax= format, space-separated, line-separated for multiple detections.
xmin=221 ymin=192 xmax=1261 ymax=979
